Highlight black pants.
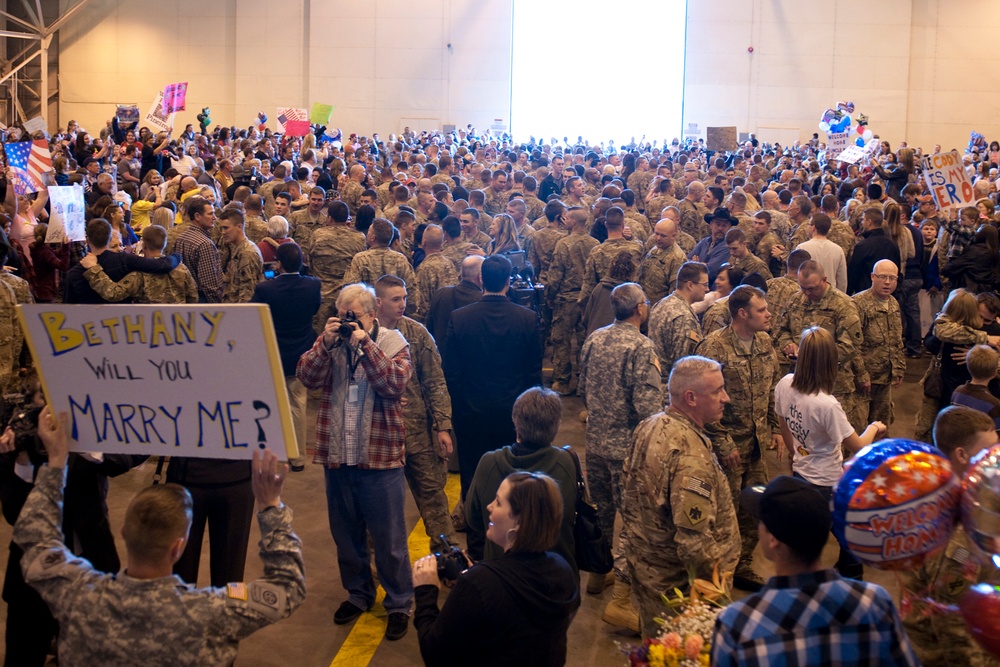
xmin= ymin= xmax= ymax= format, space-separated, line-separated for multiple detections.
xmin=173 ymin=480 xmax=254 ymax=587
xmin=793 ymin=473 xmax=864 ymax=579
xmin=2 ymin=544 xmax=57 ymax=667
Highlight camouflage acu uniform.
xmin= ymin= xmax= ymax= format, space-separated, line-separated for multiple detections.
xmin=339 ymin=179 xmax=365 ymax=216
xmin=257 ymin=179 xmax=280 ymax=218
xmin=677 ymin=198 xmax=708 ymax=240
xmin=83 ymin=264 xmax=199 ymax=304
xmin=765 ymin=209 xmax=793 ymax=241
xmin=221 ymin=238 xmax=264 ymax=303
xmin=730 ymin=252 xmax=773 ymax=280
xmin=765 ymin=275 xmax=801 ymax=376
xmin=463 ymin=229 xmax=492 ymax=253
xmin=376 ymin=181 xmax=394 ymax=210
xmin=787 ymin=221 xmax=812 ymax=251
xmin=624 ymin=211 xmax=651 ymax=243
xmin=775 ymin=285 xmax=865 ymax=430
xmin=13 ymin=465 xmax=306 ymax=667
xmin=638 ymin=244 xmax=686 ymax=305
xmin=622 ymin=408 xmax=740 ymax=638
xmin=523 ymin=194 xmax=545 ymax=222
xmin=627 ymin=171 xmax=653 ymax=208
xmin=515 ymin=222 xmax=535 ymax=250
xmin=0 ymin=279 xmax=19 ymax=392
xmin=696 ymin=326 xmax=780 ymax=574
xmin=648 ymin=293 xmax=702 ymax=385
xmin=701 ymin=296 xmax=731 ymax=336
xmin=289 ymin=208 xmax=326 ymax=248
xmin=902 ymin=526 xmax=1000 ymax=667
xmin=754 ymin=230 xmax=783 ymax=277
xmin=165 ymin=221 xmax=190 ymax=255
xmin=579 ymin=321 xmax=662 ymax=580
xmin=244 ymin=214 xmax=269 ymax=245
xmin=676 ymin=230 xmax=696 ymax=256
xmin=526 ymin=226 xmax=565 ymax=284
xmin=308 ymin=224 xmax=367 ymax=327
xmin=441 ymin=242 xmax=477 ymax=275
xmin=547 ymin=232 xmax=600 ymax=386
xmin=484 ymin=188 xmax=508 ymax=216
xmin=393 ymin=316 xmax=457 ymax=553
xmin=0 ymin=271 xmax=31 ymax=390
xmin=578 ymin=238 xmax=644 ymax=305
xmin=853 ymin=289 xmax=905 ymax=425
xmin=414 ymin=253 xmax=458 ymax=321
xmin=829 ymin=219 xmax=857 ymax=262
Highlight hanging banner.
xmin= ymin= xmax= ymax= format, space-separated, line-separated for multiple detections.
xmin=45 ymin=185 xmax=87 ymax=243
xmin=19 ymin=304 xmax=297 ymax=460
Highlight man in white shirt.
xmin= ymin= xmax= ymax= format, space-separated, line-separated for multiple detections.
xmin=796 ymin=214 xmax=847 ymax=293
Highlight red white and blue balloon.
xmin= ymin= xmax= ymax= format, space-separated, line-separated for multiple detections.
xmin=832 ymin=440 xmax=961 ymax=570
xmin=962 ymin=443 xmax=1000 ymax=566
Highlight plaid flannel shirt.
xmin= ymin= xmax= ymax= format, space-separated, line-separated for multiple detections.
xmin=297 ymin=326 xmax=410 ymax=470
xmin=174 ymin=224 xmax=222 ymax=303
xmin=711 ymin=569 xmax=919 ymax=667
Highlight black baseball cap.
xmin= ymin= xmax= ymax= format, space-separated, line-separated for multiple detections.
xmin=741 ymin=476 xmax=831 ymax=558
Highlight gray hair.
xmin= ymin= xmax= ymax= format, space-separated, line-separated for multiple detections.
xmin=667 ymin=356 xmax=722 ymax=401
xmin=336 ymin=283 xmax=377 ymax=315
xmin=267 ymin=215 xmax=289 ymax=239
xmin=611 ymin=282 xmax=645 ymax=321
xmin=511 ymin=387 xmax=562 ymax=448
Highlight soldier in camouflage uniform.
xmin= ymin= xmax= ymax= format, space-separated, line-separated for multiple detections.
xmin=257 ymin=163 xmax=287 ymax=218
xmin=289 ymin=187 xmax=327 ymax=248
xmin=81 ymin=225 xmax=198 ymax=304
xmin=765 ymin=249 xmax=812 ymax=376
xmin=696 ymin=286 xmax=782 ymax=590
xmin=308 ymin=201 xmax=367 ymax=329
xmin=752 ymin=211 xmax=784 ymax=278
xmin=701 ymin=295 xmax=731 ymax=336
xmin=578 ymin=208 xmax=643 ymax=305
xmin=639 ymin=218 xmax=686 ymax=305
xmin=677 ymin=182 xmax=708 ymax=240
xmin=853 ymin=259 xmax=905 ymax=425
xmin=547 ymin=207 xmax=600 ymax=394
xmin=243 ymin=195 xmax=269 ymax=244
xmin=644 ymin=178 xmax=678 ymax=230
xmin=775 ymin=260 xmax=865 ymax=431
xmin=521 ymin=176 xmax=546 ymax=222
xmin=218 ymin=207 xmax=265 ymax=303
xmin=343 ymin=218 xmax=419 ymax=316
xmin=440 ymin=217 xmax=478 ymax=275
xmin=621 ymin=356 xmax=740 ymax=638
xmin=527 ymin=201 xmax=566 ymax=285
xmin=338 ymin=164 xmax=367 ymax=216
xmin=725 ymin=227 xmax=773 ymax=280
xmin=483 ymin=170 xmax=510 ymax=216
xmin=375 ymin=276 xmax=458 ymax=553
xmin=579 ymin=283 xmax=662 ymax=632
xmin=414 ymin=225 xmax=458 ymax=321
xmin=0 ymin=258 xmax=31 ymax=392
xmin=648 ymin=262 xmax=710 ymax=386
xmin=13 ymin=422 xmax=305 ymax=667
xmin=459 ymin=208 xmax=492 ymax=252
xmin=0 ymin=276 xmax=19 ymax=393
xmin=902 ymin=406 xmax=1000 ymax=667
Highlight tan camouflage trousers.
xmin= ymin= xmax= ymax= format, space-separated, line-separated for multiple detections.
xmin=550 ymin=298 xmax=583 ymax=385
xmin=726 ymin=455 xmax=768 ymax=573
xmin=586 ymin=452 xmax=630 ymax=582
xmin=857 ymin=383 xmax=894 ymax=427
xmin=404 ymin=428 xmax=458 ymax=553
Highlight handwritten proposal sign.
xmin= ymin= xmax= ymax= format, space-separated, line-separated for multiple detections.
xmin=18 ymin=304 xmax=296 ymax=460
xmin=924 ymin=150 xmax=975 ymax=212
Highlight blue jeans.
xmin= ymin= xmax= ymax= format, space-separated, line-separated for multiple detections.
xmin=324 ymin=466 xmax=413 ymax=614
xmin=792 ymin=473 xmax=864 ymax=579
xmin=898 ymin=278 xmax=923 ymax=354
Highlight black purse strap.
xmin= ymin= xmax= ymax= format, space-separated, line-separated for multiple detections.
xmin=561 ymin=445 xmax=590 ymax=503
xmin=151 ymin=456 xmax=167 ymax=485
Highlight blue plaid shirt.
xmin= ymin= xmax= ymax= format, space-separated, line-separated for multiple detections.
xmin=710 ymin=569 xmax=919 ymax=667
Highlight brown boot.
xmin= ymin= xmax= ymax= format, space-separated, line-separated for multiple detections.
xmin=602 ymin=580 xmax=640 ymax=634
xmin=586 ymin=571 xmax=614 ymax=595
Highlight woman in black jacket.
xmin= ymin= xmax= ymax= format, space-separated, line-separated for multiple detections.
xmin=942 ymin=224 xmax=1000 ymax=294
xmin=412 ymin=471 xmax=580 ymax=667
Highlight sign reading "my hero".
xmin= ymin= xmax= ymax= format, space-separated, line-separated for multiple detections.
xmin=19 ymin=304 xmax=296 ymax=460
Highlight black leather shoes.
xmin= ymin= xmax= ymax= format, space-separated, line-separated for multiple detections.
xmin=333 ymin=600 xmax=367 ymax=625
xmin=385 ymin=612 xmax=409 ymax=640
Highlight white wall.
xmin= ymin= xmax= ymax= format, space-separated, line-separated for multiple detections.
xmin=57 ymin=0 xmax=512 ymax=137
xmin=683 ymin=0 xmax=1000 ymax=152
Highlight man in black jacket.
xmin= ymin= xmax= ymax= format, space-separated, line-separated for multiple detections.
xmin=538 ymin=154 xmax=566 ymax=203
xmin=443 ymin=255 xmax=543 ymax=498
xmin=251 ymin=243 xmax=321 ymax=470
xmin=426 ymin=255 xmax=483 ymax=344
xmin=847 ymin=208 xmax=900 ymax=295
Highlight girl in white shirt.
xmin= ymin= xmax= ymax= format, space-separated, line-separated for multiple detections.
xmin=774 ymin=326 xmax=886 ymax=579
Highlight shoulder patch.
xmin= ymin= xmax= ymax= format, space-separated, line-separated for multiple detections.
xmin=683 ymin=476 xmax=713 ymax=500
xmin=244 ymin=581 xmax=287 ymax=622
xmin=685 ymin=505 xmax=706 ymax=525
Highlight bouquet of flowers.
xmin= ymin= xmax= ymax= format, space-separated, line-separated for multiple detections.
xmin=625 ymin=565 xmax=732 ymax=667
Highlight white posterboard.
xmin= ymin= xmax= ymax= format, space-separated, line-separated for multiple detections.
xmin=44 ymin=185 xmax=87 ymax=243
xmin=835 ymin=139 xmax=880 ymax=165
xmin=144 ymin=89 xmax=175 ymax=134
xmin=826 ymin=132 xmax=849 ymax=160
xmin=19 ymin=304 xmax=297 ymax=460
xmin=22 ymin=116 xmax=47 ymax=135
xmin=923 ymin=150 xmax=975 ymax=212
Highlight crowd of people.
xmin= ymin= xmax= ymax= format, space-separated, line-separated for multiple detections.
xmin=0 ymin=115 xmax=996 ymax=665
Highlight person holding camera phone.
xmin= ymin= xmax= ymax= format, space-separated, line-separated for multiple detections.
xmin=296 ymin=282 xmax=414 ymax=641
xmin=412 ymin=470 xmax=580 ymax=667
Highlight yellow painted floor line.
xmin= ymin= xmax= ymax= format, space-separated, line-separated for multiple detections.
xmin=329 ymin=473 xmax=463 ymax=667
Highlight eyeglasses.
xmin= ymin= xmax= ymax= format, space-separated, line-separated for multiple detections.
xmin=872 ymin=274 xmax=898 ymax=282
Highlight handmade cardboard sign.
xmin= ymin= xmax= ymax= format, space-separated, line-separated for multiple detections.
xmin=19 ymin=304 xmax=297 ymax=460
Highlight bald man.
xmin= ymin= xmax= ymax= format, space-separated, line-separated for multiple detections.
xmin=852 ymin=259 xmax=905 ymax=426
xmin=678 ymin=182 xmax=708 ymax=240
xmin=339 ymin=164 xmax=366 ymax=216
xmin=414 ymin=224 xmax=458 ymax=321
xmin=640 ymin=219 xmax=687 ymax=304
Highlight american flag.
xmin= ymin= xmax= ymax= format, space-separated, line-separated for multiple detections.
xmin=276 ymin=107 xmax=308 ymax=133
xmin=5 ymin=139 xmax=50 ymax=195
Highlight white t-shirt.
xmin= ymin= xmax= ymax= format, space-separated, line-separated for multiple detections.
xmin=774 ymin=374 xmax=855 ymax=487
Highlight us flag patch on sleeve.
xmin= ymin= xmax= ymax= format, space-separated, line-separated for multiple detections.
xmin=227 ymin=582 xmax=248 ymax=601
xmin=683 ymin=476 xmax=713 ymax=499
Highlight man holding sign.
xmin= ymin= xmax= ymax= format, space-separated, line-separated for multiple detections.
xmin=13 ymin=408 xmax=305 ymax=666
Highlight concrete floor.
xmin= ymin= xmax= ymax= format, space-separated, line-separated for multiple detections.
xmin=0 ymin=354 xmax=931 ymax=666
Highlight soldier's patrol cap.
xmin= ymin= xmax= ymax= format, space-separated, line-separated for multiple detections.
xmin=741 ymin=476 xmax=831 ymax=556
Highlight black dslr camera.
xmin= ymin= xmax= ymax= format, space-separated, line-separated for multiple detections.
xmin=337 ymin=311 xmax=360 ymax=337
xmin=8 ymin=404 xmax=44 ymax=464
xmin=435 ymin=536 xmax=470 ymax=583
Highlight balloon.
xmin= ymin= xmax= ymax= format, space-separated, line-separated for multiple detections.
xmin=857 ymin=112 xmax=870 ymax=126
xmin=960 ymin=584 xmax=1000 ymax=659
xmin=862 ymin=130 xmax=873 ymax=141
xmin=961 ymin=443 xmax=1000 ymax=563
xmin=856 ymin=137 xmax=865 ymax=147
xmin=838 ymin=100 xmax=856 ymax=114
xmin=822 ymin=108 xmax=839 ymax=124
xmin=819 ymin=122 xmax=830 ymax=133
xmin=832 ymin=439 xmax=961 ymax=570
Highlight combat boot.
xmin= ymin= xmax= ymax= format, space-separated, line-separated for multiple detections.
xmin=601 ymin=580 xmax=640 ymax=634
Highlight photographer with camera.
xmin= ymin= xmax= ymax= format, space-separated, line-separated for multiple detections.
xmin=296 ymin=282 xmax=414 ymax=641
xmin=412 ymin=470 xmax=580 ymax=667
